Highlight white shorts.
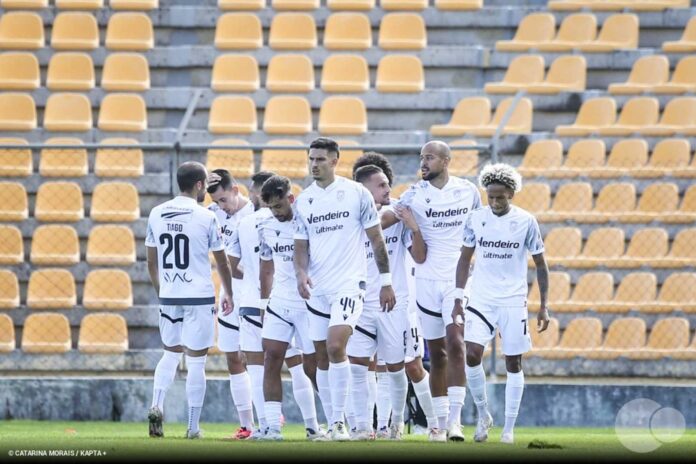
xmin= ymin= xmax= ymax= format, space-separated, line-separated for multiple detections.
xmin=305 ymin=290 xmax=365 ymax=342
xmin=415 ymin=278 xmax=470 ymax=341
xmin=159 ymin=304 xmax=216 ymax=351
xmin=463 ymin=302 xmax=532 ymax=356
xmin=263 ymin=297 xmax=315 ymax=355
xmin=404 ymin=310 xmax=424 ymax=363
xmin=347 ymin=302 xmax=409 ymax=365
xmin=217 ymin=285 xmax=241 ymax=353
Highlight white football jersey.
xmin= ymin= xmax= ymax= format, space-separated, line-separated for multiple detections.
xmin=208 ymin=201 xmax=255 ymax=248
xmin=145 ymin=196 xmax=224 ymax=304
xmin=463 ymin=205 xmax=545 ymax=307
xmin=294 ymin=176 xmax=380 ymax=296
xmin=227 ymin=208 xmax=273 ymax=308
xmin=396 ymin=177 xmax=481 ymax=281
xmin=259 ymin=214 xmax=300 ymax=302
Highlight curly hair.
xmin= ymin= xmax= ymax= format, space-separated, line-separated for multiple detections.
xmin=478 ymin=163 xmax=522 ymax=193
xmin=352 ymin=151 xmax=394 ymax=186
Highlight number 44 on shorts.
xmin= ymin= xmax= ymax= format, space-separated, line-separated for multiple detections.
xmin=340 ymin=298 xmax=356 ymax=320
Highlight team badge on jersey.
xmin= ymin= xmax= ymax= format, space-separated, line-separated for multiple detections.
xmin=509 ymin=220 xmax=518 ymax=231
xmin=337 ymin=190 xmax=345 ymax=202
xmin=454 ymin=189 xmax=462 ymax=199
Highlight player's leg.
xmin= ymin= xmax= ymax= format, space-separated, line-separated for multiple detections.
xmin=499 ymin=306 xmax=531 ymax=445
xmin=240 ymin=309 xmax=266 ymax=437
xmin=260 ymin=306 xmax=292 ymax=440
xmin=443 ymin=287 xmax=468 ymax=442
xmin=306 ymin=295 xmax=333 ymax=427
xmin=366 ymin=358 xmax=377 ymax=433
xmin=375 ymin=360 xmax=390 ymax=437
xmin=347 ymin=309 xmax=378 ymax=440
xmin=380 ymin=309 xmax=409 ymax=441
xmin=404 ymin=311 xmax=438 ymax=435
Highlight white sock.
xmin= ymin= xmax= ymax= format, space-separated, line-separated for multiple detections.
xmin=345 ymin=382 xmax=356 ymax=430
xmin=412 ymin=373 xmax=438 ymax=430
xmin=432 ymin=396 xmax=449 ymax=430
xmin=289 ymin=364 xmax=319 ymax=431
xmin=316 ymin=368 xmax=333 ymax=425
xmin=388 ymin=369 xmax=408 ymax=426
xmin=447 ymin=386 xmax=466 ymax=427
xmin=247 ymin=364 xmax=266 ymax=429
xmin=350 ymin=363 xmax=370 ymax=431
xmin=152 ymin=350 xmax=181 ymax=412
xmin=465 ymin=363 xmax=489 ymax=418
xmin=376 ymin=371 xmax=391 ymax=429
xmin=504 ymin=371 xmax=525 ymax=435
xmin=229 ymin=372 xmax=254 ymax=430
xmin=367 ymin=369 xmax=377 ymax=428
xmin=329 ymin=360 xmax=351 ymax=424
xmin=185 ymin=355 xmax=207 ymax=434
xmin=264 ymin=401 xmax=282 ymax=433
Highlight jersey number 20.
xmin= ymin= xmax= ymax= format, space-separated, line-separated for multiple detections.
xmin=160 ymin=233 xmax=190 ymax=269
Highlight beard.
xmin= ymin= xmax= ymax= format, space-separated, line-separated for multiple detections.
xmin=196 ymin=190 xmax=206 ymax=203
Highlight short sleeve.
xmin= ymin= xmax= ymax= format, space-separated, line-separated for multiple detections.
xmin=226 ymin=225 xmax=242 ymax=257
xmin=462 ymin=213 xmax=476 ymax=248
xmin=401 ymin=226 xmax=413 ymax=250
xmin=293 ymin=203 xmax=309 ymax=240
xmin=525 ymin=216 xmax=545 ymax=255
xmin=395 ymin=184 xmax=417 ymax=208
xmin=359 ymin=185 xmax=380 ymax=230
xmin=259 ymin=227 xmax=273 ymax=262
xmin=209 ymin=215 xmax=225 ymax=252
xmin=145 ymin=211 xmax=156 ymax=247
xmin=471 ymin=184 xmax=482 ymax=210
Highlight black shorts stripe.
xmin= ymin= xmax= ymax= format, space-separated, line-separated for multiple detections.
xmin=306 ymin=302 xmax=330 ymax=319
xmin=159 ymin=309 xmax=184 ymax=324
xmin=355 ymin=325 xmax=377 ymax=341
xmin=240 ymin=307 xmax=262 ymax=317
xmin=159 ymin=296 xmax=216 ymax=305
xmin=267 ymin=306 xmax=294 ymax=327
xmin=416 ymin=301 xmax=441 ymax=318
xmin=466 ymin=306 xmax=495 ymax=334
xmin=243 ymin=315 xmax=263 ymax=329
xmin=217 ymin=318 xmax=239 ymax=331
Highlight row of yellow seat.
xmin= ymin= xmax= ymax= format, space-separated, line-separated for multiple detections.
xmin=497 ymin=12 xmax=696 ymax=52
xmin=529 ymin=272 xmax=695 ymax=313
xmin=0 ymin=268 xmax=132 ymax=309
xmin=215 ymin=12 xmax=426 ymax=50
xmin=548 ymin=0 xmax=690 ymax=12
xmin=0 ymin=312 xmax=128 ymax=354
xmin=608 ymin=55 xmax=696 ymax=94
xmin=0 ymin=11 xmax=153 ymax=50
xmin=1 ymin=0 xmax=157 ymax=9
xmin=430 ymin=97 xmax=533 ymax=136
xmin=212 ymin=53 xmax=424 ymax=93
xmin=218 ymin=0 xmax=483 ymax=10
xmin=0 ymin=181 xmax=140 ymax=222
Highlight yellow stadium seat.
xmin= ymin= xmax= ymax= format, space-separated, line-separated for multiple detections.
xmin=1 ymin=0 xmax=47 ymax=7
xmin=517 ymin=140 xmax=563 ymax=177
xmin=633 ymin=0 xmax=690 ymax=11
xmin=587 ymin=138 xmax=648 ymax=177
xmin=495 ymin=13 xmax=556 ymax=51
xmin=566 ymin=227 xmax=625 ymax=268
xmin=0 ymin=93 xmax=36 ymax=130
xmin=321 ymin=54 xmax=369 ymax=92
xmin=634 ymin=138 xmax=691 ymax=178
xmin=379 ymin=13 xmax=426 ymax=50
xmin=537 ymin=182 xmax=593 ymax=222
xmin=662 ymin=16 xmax=696 ymax=52
xmin=0 ymin=270 xmax=19 ymax=309
xmin=389 ymin=183 xmax=411 ymax=199
xmin=514 ymin=183 xmax=551 ymax=216
xmin=618 ymin=182 xmax=678 ymax=223
xmin=324 ymin=13 xmax=371 ymax=50
xmin=266 ymin=54 xmax=315 ymax=92
xmin=0 ymin=138 xmax=32 ymax=177
xmin=215 ymin=14 xmax=262 ymax=50
xmin=264 ymin=96 xmax=312 ymax=135
xmin=272 ymin=0 xmax=318 ymax=8
xmin=39 ymin=138 xmax=88 ymax=177
xmin=208 ymin=96 xmax=257 ymax=134
xmin=555 ymin=97 xmax=616 ymax=136
xmin=537 ymin=13 xmax=597 ymax=52
xmin=91 ymin=182 xmax=140 ymax=222
xmin=21 ymin=313 xmax=71 ymax=353
xmin=375 ymin=55 xmax=424 ymax=93
xmin=206 ymin=139 xmax=254 ymax=178
xmin=27 ymin=269 xmax=76 ymax=309
xmin=435 ymin=0 xmax=482 ymax=10
xmin=0 ymin=314 xmax=15 ymax=352
xmin=548 ymin=139 xmax=605 ymax=179
xmin=484 ymin=55 xmax=545 ymax=94
xmin=335 ymin=140 xmax=363 ymax=178
xmin=110 ymin=0 xmax=159 ymax=9
xmin=628 ymin=317 xmax=690 ymax=359
xmin=671 ymin=333 xmax=696 ymax=361
xmin=327 ymin=0 xmax=374 ymax=9
xmin=0 ymin=182 xmax=28 ymax=221
xmin=528 ymin=272 xmax=570 ymax=310
xmin=548 ymin=0 xmax=599 ymax=11
xmin=654 ymin=228 xmax=696 ymax=268
xmin=94 ymin=138 xmax=144 ymax=177
xmin=46 ymin=53 xmax=94 ymax=91
xmin=260 ymin=140 xmax=308 ymax=178
xmin=380 ymin=0 xmax=426 ymax=9
xmin=101 ymin=53 xmax=150 ymax=91
xmin=30 ymin=225 xmax=79 ymax=266
xmin=55 ymin=0 xmax=103 ymax=8
xmin=465 ymin=97 xmax=533 ymax=136
xmin=318 ymin=96 xmax=367 ymax=135
xmin=653 ymin=56 xmax=696 ymax=94
xmin=0 ymin=52 xmax=39 ymax=90
xmin=575 ymin=182 xmax=635 ymax=224
xmin=448 ymin=140 xmax=479 ymax=177
xmin=584 ymin=318 xmax=647 ymax=360
xmin=543 ymin=227 xmax=582 ymax=266
xmin=643 ymin=273 xmax=696 ymax=313
xmin=430 ymin=97 xmax=491 ymax=136
xmin=598 ymin=97 xmax=659 ymax=136
xmin=0 ymin=12 xmax=44 ymax=50
xmin=98 ymin=93 xmax=147 ymax=132
xmin=580 ymin=13 xmax=639 ymax=52
xmin=290 ymin=183 xmax=303 ymax=197
xmin=526 ymin=55 xmax=587 ymax=94
xmin=269 ymin=13 xmax=317 ymax=50
xmin=35 ymin=182 xmax=83 ymax=222
xmin=528 ymin=318 xmax=560 ymax=355
xmin=661 ymin=185 xmax=696 ymax=223
xmin=0 ymin=226 xmax=23 ymax=265
xmin=555 ymin=272 xmax=613 ymax=312
xmin=211 ymin=54 xmax=259 ymax=92
xmin=608 ymin=228 xmax=668 ymax=268
xmin=86 ymin=225 xmax=136 ymax=265
xmin=596 ymin=272 xmax=656 ymax=313
xmin=609 ymin=55 xmax=670 ymax=94
xmin=51 ymin=12 xmax=98 ymax=51
xmin=641 ymin=97 xmax=696 ymax=136
xmin=106 ymin=13 xmax=154 ymax=51
xmin=533 ymin=317 xmax=603 ymax=359
xmin=83 ymin=269 xmax=133 ymax=310
xmin=78 ymin=313 xmax=128 ymax=353
xmin=43 ymin=94 xmax=93 ymax=132
xmin=219 ymin=0 xmax=264 ymax=8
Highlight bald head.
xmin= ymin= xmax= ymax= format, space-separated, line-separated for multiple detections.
xmin=420 ymin=141 xmax=451 ymax=182
xmin=421 ymin=140 xmax=451 ymax=160
xmin=177 ymin=161 xmax=208 ymax=202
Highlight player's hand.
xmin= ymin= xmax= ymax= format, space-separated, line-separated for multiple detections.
xmin=297 ymin=273 xmax=313 ymax=300
xmin=394 ymin=205 xmax=419 ymax=232
xmin=221 ymin=293 xmax=234 ymax=316
xmin=452 ymin=299 xmax=465 ymax=327
xmin=380 ymin=285 xmax=396 ymax=312
xmin=537 ymin=306 xmax=550 ymax=333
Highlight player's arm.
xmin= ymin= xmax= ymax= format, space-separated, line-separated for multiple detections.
xmin=260 ymin=258 xmax=274 ymax=299
xmin=293 ymin=239 xmax=312 ymax=300
xmin=365 ymin=225 xmax=396 ymax=312
xmin=213 ymin=249 xmax=234 ymax=314
xmin=532 ymin=252 xmax=550 ymax=333
xmin=380 ymin=209 xmax=400 ymax=230
xmin=452 ymin=245 xmax=474 ymax=326
xmin=396 ymin=205 xmax=426 ymax=264
xmin=228 ymin=256 xmax=243 ymax=279
xmin=146 ymin=246 xmax=160 ymax=295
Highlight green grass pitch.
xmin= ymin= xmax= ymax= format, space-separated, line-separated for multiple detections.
xmin=0 ymin=421 xmax=694 ymax=461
